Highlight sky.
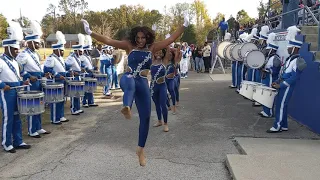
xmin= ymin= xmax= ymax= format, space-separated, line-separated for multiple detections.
xmin=0 ymin=0 xmax=269 ymax=22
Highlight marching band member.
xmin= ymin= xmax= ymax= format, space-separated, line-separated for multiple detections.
xmin=16 ymin=20 xmax=50 ymax=138
xmin=44 ymin=31 xmax=70 ymax=125
xmin=100 ymin=46 xmax=114 ymax=96
xmin=224 ymin=32 xmax=237 ymax=88
xmin=111 ymin=47 xmax=120 ymax=90
xmin=259 ymin=33 xmax=281 ymax=118
xmin=245 ymin=28 xmax=259 ymax=82
xmin=267 ymin=26 xmax=307 ymax=133
xmin=236 ymin=33 xmax=248 ymax=92
xmin=0 ymin=21 xmax=31 ymax=153
xmin=81 ymin=12 xmax=188 ymax=166
xmin=65 ymin=34 xmax=85 ymax=115
xmin=180 ymin=43 xmax=191 ymax=79
xmin=81 ymin=35 xmax=98 ymax=107
xmin=252 ymin=26 xmax=269 ymax=106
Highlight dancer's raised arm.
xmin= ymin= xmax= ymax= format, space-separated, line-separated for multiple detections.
xmin=81 ymin=19 xmax=130 ymax=52
xmin=151 ymin=13 xmax=189 ymax=52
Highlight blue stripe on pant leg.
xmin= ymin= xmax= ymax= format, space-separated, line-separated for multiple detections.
xmin=27 ymin=115 xmax=38 ymax=134
xmin=135 ymin=77 xmax=151 ymax=148
xmin=273 ymin=86 xmax=293 ymax=130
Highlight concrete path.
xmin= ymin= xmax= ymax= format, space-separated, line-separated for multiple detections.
xmin=0 ymin=72 xmax=318 ymax=180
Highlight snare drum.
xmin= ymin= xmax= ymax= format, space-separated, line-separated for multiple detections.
xmin=17 ymin=91 xmax=45 ymax=115
xmin=243 ymin=50 xmax=266 ymax=69
xmin=230 ymin=43 xmax=242 ymax=61
xmin=43 ymin=82 xmax=64 ymax=103
xmin=83 ymin=78 xmax=98 ymax=93
xmin=223 ymin=44 xmax=235 ymax=61
xmin=238 ymin=42 xmax=258 ymax=59
xmin=240 ymin=81 xmax=265 ymax=100
xmin=253 ymin=85 xmax=277 ymax=108
xmin=217 ymin=41 xmax=232 ymax=59
xmin=66 ymin=81 xmax=85 ymax=97
xmin=93 ymin=74 xmax=108 ymax=86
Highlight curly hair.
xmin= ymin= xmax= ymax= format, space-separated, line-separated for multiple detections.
xmin=129 ymin=26 xmax=155 ymax=47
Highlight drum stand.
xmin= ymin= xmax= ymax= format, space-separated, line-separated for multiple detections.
xmin=210 ymin=55 xmax=226 ymax=74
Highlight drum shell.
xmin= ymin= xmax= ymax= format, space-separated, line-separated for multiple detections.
xmin=43 ymin=83 xmax=65 ymax=103
xmin=223 ymin=44 xmax=234 ymax=61
xmin=93 ymin=74 xmax=108 ymax=86
xmin=253 ymin=86 xmax=277 ymax=108
xmin=17 ymin=91 xmax=45 ymax=115
xmin=66 ymin=81 xmax=85 ymax=97
xmin=83 ymin=78 xmax=98 ymax=93
xmin=239 ymin=81 xmax=265 ymax=100
xmin=230 ymin=44 xmax=242 ymax=61
xmin=217 ymin=41 xmax=232 ymax=59
xmin=243 ymin=50 xmax=266 ymax=69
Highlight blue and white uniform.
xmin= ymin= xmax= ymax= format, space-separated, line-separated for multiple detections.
xmin=99 ymin=46 xmax=113 ymax=96
xmin=81 ymin=53 xmax=96 ymax=106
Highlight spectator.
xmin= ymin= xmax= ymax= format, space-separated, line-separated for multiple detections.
xmin=234 ymin=21 xmax=240 ymax=40
xmin=194 ymin=46 xmax=204 ymax=73
xmin=202 ymin=42 xmax=211 ymax=73
xmin=217 ymin=17 xmax=228 ymax=42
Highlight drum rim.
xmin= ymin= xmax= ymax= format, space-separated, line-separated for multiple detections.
xmin=44 ymin=83 xmax=64 ymax=88
xmin=67 ymin=81 xmax=85 ymax=85
xmin=93 ymin=74 xmax=108 ymax=77
xmin=223 ymin=44 xmax=234 ymax=61
xmin=230 ymin=43 xmax=242 ymax=61
xmin=238 ymin=42 xmax=258 ymax=59
xmin=18 ymin=90 xmax=45 ymax=98
xmin=244 ymin=50 xmax=266 ymax=69
xmin=217 ymin=41 xmax=232 ymax=59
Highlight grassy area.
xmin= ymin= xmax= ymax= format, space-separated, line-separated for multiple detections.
xmin=0 ymin=48 xmax=73 ymax=60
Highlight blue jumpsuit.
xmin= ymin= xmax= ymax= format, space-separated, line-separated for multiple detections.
xmin=261 ymin=54 xmax=281 ymax=117
xmin=120 ymin=50 xmax=152 ymax=147
xmin=174 ymin=63 xmax=180 ymax=103
xmin=272 ymin=54 xmax=302 ymax=131
xmin=166 ymin=63 xmax=176 ymax=106
xmin=150 ymin=64 xmax=168 ymax=123
xmin=17 ymin=48 xmax=45 ymax=135
xmin=44 ymin=54 xmax=70 ymax=123
xmin=100 ymin=53 xmax=113 ymax=95
xmin=0 ymin=54 xmax=25 ymax=149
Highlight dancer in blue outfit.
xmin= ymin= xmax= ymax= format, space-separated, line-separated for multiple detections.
xmin=152 ymin=46 xmax=182 ymax=132
xmin=267 ymin=26 xmax=307 ymax=133
xmin=0 ymin=21 xmax=31 ymax=153
xmin=259 ymin=33 xmax=281 ymax=118
xmin=165 ymin=46 xmax=182 ymax=115
xmin=81 ymin=14 xmax=189 ymax=166
xmin=44 ymin=31 xmax=70 ymax=125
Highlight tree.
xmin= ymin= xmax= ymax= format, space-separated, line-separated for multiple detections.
xmin=236 ymin=9 xmax=254 ymax=26
xmin=192 ymin=0 xmax=212 ymax=45
xmin=181 ymin=24 xmax=197 ymax=44
xmin=0 ymin=14 xmax=8 ymax=40
xmin=227 ymin=15 xmax=236 ymax=32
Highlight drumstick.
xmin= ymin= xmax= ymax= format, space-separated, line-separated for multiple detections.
xmin=10 ymin=85 xmax=30 ymax=89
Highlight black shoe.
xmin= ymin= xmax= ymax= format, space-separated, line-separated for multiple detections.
xmin=29 ymin=135 xmax=41 ymax=138
xmin=89 ymin=104 xmax=99 ymax=107
xmin=14 ymin=144 xmax=31 ymax=149
xmin=5 ymin=148 xmax=16 ymax=153
xmin=51 ymin=122 xmax=62 ymax=125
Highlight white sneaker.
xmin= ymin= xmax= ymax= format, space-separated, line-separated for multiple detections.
xmin=60 ymin=117 xmax=69 ymax=122
xmin=37 ymin=129 xmax=47 ymax=134
xmin=83 ymin=104 xmax=89 ymax=108
xmin=106 ymin=91 xmax=112 ymax=96
xmin=29 ymin=132 xmax=40 ymax=137
xmin=254 ymin=102 xmax=261 ymax=106
xmin=3 ymin=145 xmax=14 ymax=151
xmin=281 ymin=127 xmax=288 ymax=131
xmin=76 ymin=110 xmax=84 ymax=113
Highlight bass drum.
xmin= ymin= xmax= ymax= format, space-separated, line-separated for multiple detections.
xmin=243 ymin=50 xmax=266 ymax=69
xmin=230 ymin=43 xmax=242 ymax=61
xmin=238 ymin=42 xmax=258 ymax=59
xmin=223 ymin=44 xmax=235 ymax=61
xmin=217 ymin=41 xmax=232 ymax=59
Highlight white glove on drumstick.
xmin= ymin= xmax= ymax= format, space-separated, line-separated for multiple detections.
xmin=183 ymin=12 xmax=189 ymax=27
xmin=81 ymin=19 xmax=92 ymax=35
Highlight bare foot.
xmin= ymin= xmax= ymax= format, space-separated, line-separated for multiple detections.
xmin=163 ymin=124 xmax=169 ymax=132
xmin=121 ymin=106 xmax=131 ymax=119
xmin=136 ymin=147 xmax=146 ymax=166
xmin=172 ymin=105 xmax=176 ymax=115
xmin=153 ymin=121 xmax=163 ymax=127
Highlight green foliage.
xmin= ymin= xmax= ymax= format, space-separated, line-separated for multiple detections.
xmin=181 ymin=24 xmax=197 ymax=44
xmin=0 ymin=14 xmax=8 ymax=40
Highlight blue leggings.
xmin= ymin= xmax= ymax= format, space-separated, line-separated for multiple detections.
xmin=166 ymin=78 xmax=176 ymax=106
xmin=120 ymin=73 xmax=151 ymax=147
xmin=174 ymin=75 xmax=180 ymax=102
xmin=152 ymin=83 xmax=168 ymax=123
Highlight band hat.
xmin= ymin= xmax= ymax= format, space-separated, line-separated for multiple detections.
xmin=52 ymin=31 xmax=66 ymax=50
xmin=286 ymin=26 xmax=302 ymax=48
xmin=83 ymin=35 xmax=92 ymax=50
xmin=25 ymin=20 xmax=42 ymax=42
xmin=72 ymin=33 xmax=85 ymax=51
xmin=266 ymin=33 xmax=279 ymax=50
xmin=2 ymin=21 xmax=23 ymax=49
xmin=259 ymin=25 xmax=269 ymax=40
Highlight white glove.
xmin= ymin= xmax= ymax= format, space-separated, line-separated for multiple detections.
xmin=81 ymin=19 xmax=92 ymax=35
xmin=165 ymin=34 xmax=170 ymax=39
xmin=183 ymin=12 xmax=189 ymax=27
xmin=152 ymin=24 xmax=157 ymax=31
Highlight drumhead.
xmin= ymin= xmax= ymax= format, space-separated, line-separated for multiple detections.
xmin=230 ymin=43 xmax=242 ymax=61
xmin=217 ymin=41 xmax=232 ymax=59
xmin=244 ymin=50 xmax=265 ymax=69
xmin=239 ymin=42 xmax=258 ymax=59
xmin=224 ymin=44 xmax=234 ymax=61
